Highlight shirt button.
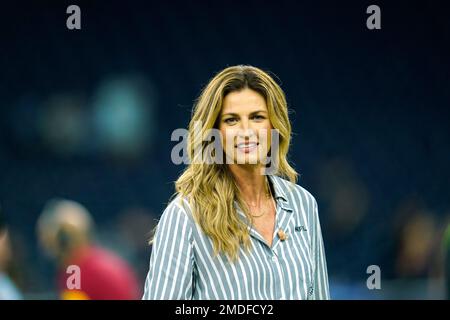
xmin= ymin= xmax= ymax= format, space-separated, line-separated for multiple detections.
xmin=272 ymin=256 xmax=277 ymax=262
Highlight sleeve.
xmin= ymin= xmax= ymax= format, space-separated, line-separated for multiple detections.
xmin=311 ymin=197 xmax=330 ymax=300
xmin=142 ymin=201 xmax=195 ymax=299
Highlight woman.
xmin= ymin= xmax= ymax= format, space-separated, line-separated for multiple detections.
xmin=143 ymin=65 xmax=329 ymax=300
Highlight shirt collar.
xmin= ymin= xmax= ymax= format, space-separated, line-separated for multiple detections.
xmin=267 ymin=174 xmax=293 ymax=213
xmin=233 ymin=174 xmax=294 ymax=216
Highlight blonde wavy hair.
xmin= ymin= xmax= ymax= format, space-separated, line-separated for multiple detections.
xmin=152 ymin=65 xmax=297 ymax=262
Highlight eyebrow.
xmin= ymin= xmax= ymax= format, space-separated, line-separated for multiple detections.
xmin=221 ymin=110 xmax=268 ymax=117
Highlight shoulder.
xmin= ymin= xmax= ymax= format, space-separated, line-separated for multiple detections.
xmin=273 ymin=177 xmax=318 ymax=228
xmin=158 ymin=194 xmax=196 ymax=231
xmin=81 ymin=247 xmax=136 ymax=278
xmin=271 ymin=175 xmax=317 ymax=205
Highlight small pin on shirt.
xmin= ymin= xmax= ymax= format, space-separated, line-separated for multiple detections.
xmin=278 ymin=229 xmax=287 ymax=241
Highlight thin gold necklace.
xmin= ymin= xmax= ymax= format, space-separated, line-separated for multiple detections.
xmin=248 ymin=178 xmax=275 ymax=218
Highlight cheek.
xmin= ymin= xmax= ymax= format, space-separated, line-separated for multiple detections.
xmin=258 ymin=122 xmax=273 ymax=146
xmin=218 ymin=127 xmax=226 ymax=145
xmin=220 ymin=128 xmax=237 ymax=144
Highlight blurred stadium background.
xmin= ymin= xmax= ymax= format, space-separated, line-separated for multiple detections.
xmin=0 ymin=0 xmax=449 ymax=299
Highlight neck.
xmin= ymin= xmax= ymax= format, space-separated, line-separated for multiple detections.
xmin=57 ymin=241 xmax=90 ymax=266
xmin=228 ymin=164 xmax=269 ymax=206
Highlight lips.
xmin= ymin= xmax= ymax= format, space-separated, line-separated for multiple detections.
xmin=235 ymin=142 xmax=259 ymax=154
xmin=235 ymin=142 xmax=258 ymax=149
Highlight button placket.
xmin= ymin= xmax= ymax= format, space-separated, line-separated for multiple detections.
xmin=269 ymin=249 xmax=286 ymax=299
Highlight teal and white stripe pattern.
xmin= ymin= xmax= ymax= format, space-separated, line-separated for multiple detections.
xmin=143 ymin=174 xmax=330 ymax=300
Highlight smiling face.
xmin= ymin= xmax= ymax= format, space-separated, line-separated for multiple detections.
xmin=218 ymin=88 xmax=273 ymax=167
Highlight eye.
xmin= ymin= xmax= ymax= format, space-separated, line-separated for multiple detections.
xmin=224 ymin=117 xmax=238 ymax=125
xmin=252 ymin=115 xmax=266 ymax=121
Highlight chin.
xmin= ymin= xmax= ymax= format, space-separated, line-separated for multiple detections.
xmin=235 ymin=155 xmax=263 ymax=165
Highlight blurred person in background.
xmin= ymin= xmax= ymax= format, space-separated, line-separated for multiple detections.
xmin=36 ymin=199 xmax=140 ymax=300
xmin=0 ymin=207 xmax=23 ymax=300
xmin=393 ymin=201 xmax=442 ymax=278
xmin=392 ymin=199 xmax=446 ymax=299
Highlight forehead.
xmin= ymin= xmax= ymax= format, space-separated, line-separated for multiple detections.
xmin=221 ymin=88 xmax=267 ymax=114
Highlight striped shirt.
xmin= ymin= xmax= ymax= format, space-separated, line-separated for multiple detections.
xmin=142 ymin=174 xmax=330 ymax=300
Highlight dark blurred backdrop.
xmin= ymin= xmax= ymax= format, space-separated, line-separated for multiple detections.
xmin=0 ymin=0 xmax=449 ymax=299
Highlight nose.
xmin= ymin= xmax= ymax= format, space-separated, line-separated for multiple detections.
xmin=237 ymin=118 xmax=256 ymax=139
